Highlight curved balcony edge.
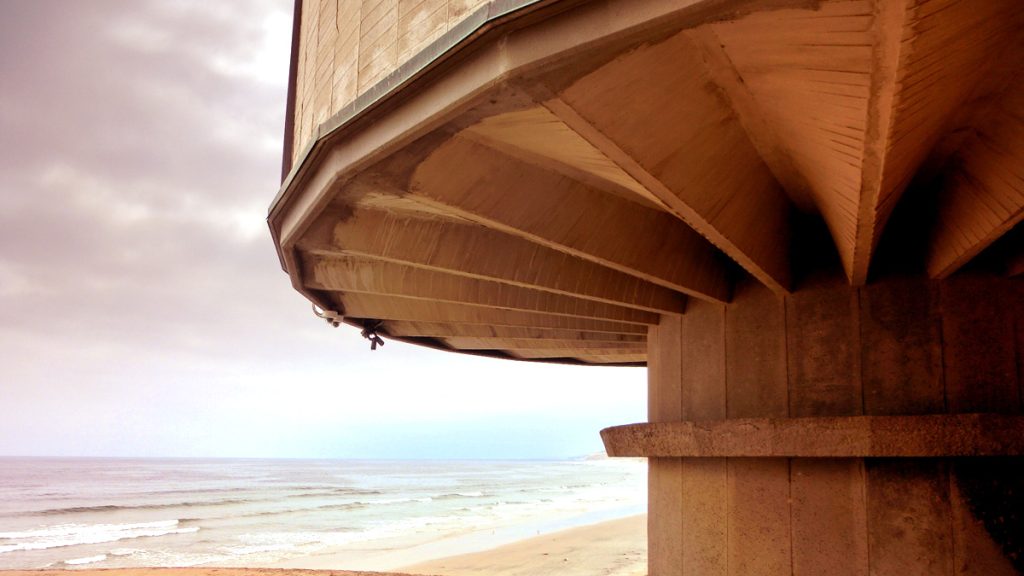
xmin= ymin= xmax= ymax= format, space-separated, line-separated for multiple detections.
xmin=600 ymin=414 xmax=1024 ymax=458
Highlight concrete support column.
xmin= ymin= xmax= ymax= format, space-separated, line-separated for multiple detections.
xmin=630 ymin=272 xmax=1024 ymax=575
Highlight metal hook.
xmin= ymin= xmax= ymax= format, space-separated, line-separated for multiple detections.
xmin=360 ymin=320 xmax=385 ymax=351
xmin=312 ymin=303 xmax=342 ymax=327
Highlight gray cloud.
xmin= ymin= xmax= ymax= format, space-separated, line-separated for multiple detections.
xmin=0 ymin=0 xmax=297 ymax=361
xmin=0 ymin=0 xmax=646 ymax=459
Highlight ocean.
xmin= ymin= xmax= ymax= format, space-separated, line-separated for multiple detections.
xmin=0 ymin=457 xmax=646 ymax=571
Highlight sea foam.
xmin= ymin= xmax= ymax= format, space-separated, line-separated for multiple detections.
xmin=63 ymin=554 xmax=107 ymax=565
xmin=0 ymin=519 xmax=199 ymax=554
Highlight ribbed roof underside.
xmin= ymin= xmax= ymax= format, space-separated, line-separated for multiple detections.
xmin=270 ymin=0 xmax=1024 ymax=365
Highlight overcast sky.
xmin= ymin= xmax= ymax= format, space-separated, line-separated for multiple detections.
xmin=0 ymin=0 xmax=646 ymax=460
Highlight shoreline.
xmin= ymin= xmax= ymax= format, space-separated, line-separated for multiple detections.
xmin=0 ymin=515 xmax=646 ymax=576
xmin=262 ymin=507 xmax=645 ymax=572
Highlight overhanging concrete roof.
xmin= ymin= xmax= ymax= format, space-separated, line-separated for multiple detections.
xmin=268 ymin=0 xmax=1024 ymax=364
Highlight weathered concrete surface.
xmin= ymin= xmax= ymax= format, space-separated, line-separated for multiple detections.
xmin=602 ymin=414 xmax=1024 ymax=458
xmin=274 ymin=0 xmax=1024 ymax=574
xmin=641 ymin=272 xmax=1023 ymax=575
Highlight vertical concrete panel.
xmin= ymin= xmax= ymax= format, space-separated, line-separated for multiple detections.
xmin=314 ymin=0 xmax=338 ymax=127
xmin=292 ymin=0 xmax=308 ymax=158
xmin=950 ymin=471 xmax=1018 ymax=575
xmin=293 ymin=0 xmax=495 ymax=138
xmin=790 ymin=459 xmax=868 ymax=576
xmin=358 ymin=0 xmax=399 ymax=93
xmin=650 ymin=458 xmax=684 ymax=576
xmin=649 ymin=318 xmax=682 ymax=423
xmin=680 ymin=299 xmax=726 ymax=421
xmin=332 ymin=0 xmax=362 ymax=112
xmin=398 ymin=0 xmax=447 ymax=62
xmin=786 ymin=274 xmax=862 ymax=416
xmin=941 ymin=276 xmax=1020 ymax=413
xmin=727 ymin=458 xmax=791 ymax=576
xmin=301 ymin=0 xmax=319 ymax=144
xmin=318 ymin=0 xmax=338 ymax=46
xmin=860 ymin=278 xmax=944 ymax=415
xmin=648 ymin=320 xmax=683 ymax=576
xmin=866 ymin=460 xmax=954 ymax=576
xmin=681 ymin=458 xmax=727 ymax=576
xmin=296 ymin=0 xmax=319 ymax=154
xmin=725 ymin=277 xmax=788 ymax=418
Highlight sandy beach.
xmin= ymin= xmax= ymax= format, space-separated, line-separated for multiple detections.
xmin=0 ymin=515 xmax=646 ymax=576
xmin=400 ymin=514 xmax=646 ymax=576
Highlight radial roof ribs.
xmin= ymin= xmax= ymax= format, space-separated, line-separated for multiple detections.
xmin=380 ymin=321 xmax=647 ymax=343
xmin=544 ymin=28 xmax=794 ymax=293
xmin=460 ymin=106 xmax=668 ymax=211
xmin=271 ymin=0 xmax=1024 ymax=365
xmin=927 ymin=78 xmax=1024 ymax=279
xmin=510 ymin=349 xmax=647 ymax=362
xmin=300 ymin=206 xmax=689 ymax=315
xmin=684 ymin=0 xmax=1024 ymax=284
xmin=336 ymin=132 xmax=732 ymax=302
xmin=440 ymin=337 xmax=644 ymax=351
xmin=333 ymin=292 xmax=649 ymax=335
xmin=410 ymin=136 xmax=732 ymax=302
xmin=301 ymin=255 xmax=661 ymax=325
xmin=445 ymin=338 xmax=648 ymax=362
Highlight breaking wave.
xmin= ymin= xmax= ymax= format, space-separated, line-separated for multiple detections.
xmin=0 ymin=519 xmax=199 ymax=554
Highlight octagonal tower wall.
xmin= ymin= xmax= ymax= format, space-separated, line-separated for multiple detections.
xmin=638 ymin=270 xmax=1024 ymax=575
xmin=289 ymin=0 xmax=488 ymax=167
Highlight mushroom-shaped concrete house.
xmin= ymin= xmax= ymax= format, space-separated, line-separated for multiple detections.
xmin=269 ymin=0 xmax=1024 ymax=573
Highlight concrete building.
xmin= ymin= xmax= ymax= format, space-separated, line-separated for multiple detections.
xmin=269 ymin=0 xmax=1024 ymax=573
